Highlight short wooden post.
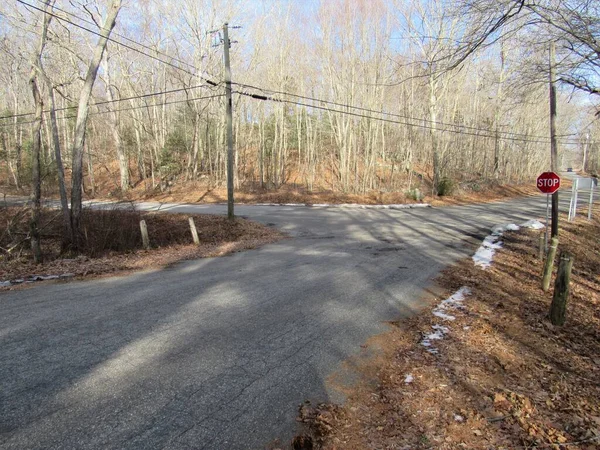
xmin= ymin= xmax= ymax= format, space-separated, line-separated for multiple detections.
xmin=189 ymin=217 xmax=200 ymax=245
xmin=549 ymin=253 xmax=574 ymax=326
xmin=140 ymin=219 xmax=150 ymax=250
xmin=542 ymin=237 xmax=559 ymax=291
xmin=538 ymin=233 xmax=545 ymax=260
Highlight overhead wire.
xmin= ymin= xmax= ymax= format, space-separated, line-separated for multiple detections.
xmin=16 ymin=0 xmax=220 ymax=87
xmin=0 ymin=84 xmax=220 ymax=121
xmin=233 ymin=82 xmax=583 ymax=145
xmin=9 ymin=1 xmax=588 ymax=146
xmin=31 ymin=0 xmax=212 ymax=78
xmin=0 ymin=93 xmax=224 ymax=129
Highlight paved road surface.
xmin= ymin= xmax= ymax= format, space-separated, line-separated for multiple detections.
xmin=0 ymin=192 xmax=595 ymax=449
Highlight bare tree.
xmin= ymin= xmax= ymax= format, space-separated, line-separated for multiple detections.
xmin=70 ymin=0 xmax=122 ymax=248
xmin=454 ymin=0 xmax=600 ymax=99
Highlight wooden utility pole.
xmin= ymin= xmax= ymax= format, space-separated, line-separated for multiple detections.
xmin=549 ymin=41 xmax=559 ymax=238
xmin=223 ymin=22 xmax=234 ymax=221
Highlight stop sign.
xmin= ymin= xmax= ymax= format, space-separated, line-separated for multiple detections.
xmin=537 ymin=172 xmax=561 ymax=194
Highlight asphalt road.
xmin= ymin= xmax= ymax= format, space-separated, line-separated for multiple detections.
xmin=0 ymin=190 xmax=596 ymax=449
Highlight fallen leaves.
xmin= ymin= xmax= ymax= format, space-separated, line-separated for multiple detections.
xmin=0 ymin=207 xmax=285 ymax=286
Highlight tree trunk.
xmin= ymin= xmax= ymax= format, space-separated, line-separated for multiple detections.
xmin=29 ymin=77 xmax=43 ymax=263
xmin=70 ymin=0 xmax=121 ymax=249
xmin=103 ymin=59 xmax=129 ymax=192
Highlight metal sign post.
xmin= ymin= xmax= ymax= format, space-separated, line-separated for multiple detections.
xmin=545 ymin=194 xmax=550 ymax=252
xmin=536 ymin=172 xmax=561 ymax=247
xmin=568 ymin=178 xmax=579 ymax=221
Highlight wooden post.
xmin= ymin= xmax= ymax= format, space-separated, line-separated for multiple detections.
xmin=549 ymin=253 xmax=574 ymax=326
xmin=538 ymin=233 xmax=545 ymax=260
xmin=542 ymin=237 xmax=559 ymax=292
xmin=189 ymin=217 xmax=200 ymax=245
xmin=140 ymin=219 xmax=150 ymax=249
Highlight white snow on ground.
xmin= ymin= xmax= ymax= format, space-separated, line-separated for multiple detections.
xmin=421 ymin=287 xmax=472 ymax=353
xmin=0 ymin=274 xmax=74 ymax=287
xmin=431 ymin=287 xmax=471 ymax=321
xmin=418 ymin=217 xmax=545 ymax=357
xmin=521 ymin=219 xmax=545 ymax=230
xmin=404 ymin=374 xmax=414 ymax=383
xmin=473 ymin=219 xmax=547 ymax=269
xmin=254 ymin=203 xmax=431 ymax=210
xmin=421 ymin=324 xmax=451 ymax=354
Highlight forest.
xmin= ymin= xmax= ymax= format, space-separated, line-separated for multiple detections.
xmin=0 ymin=0 xmax=599 ymax=251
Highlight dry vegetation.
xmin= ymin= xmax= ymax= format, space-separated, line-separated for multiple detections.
xmin=110 ymin=178 xmax=543 ymax=207
xmin=0 ymin=205 xmax=284 ymax=286
xmin=297 ymin=207 xmax=600 ymax=450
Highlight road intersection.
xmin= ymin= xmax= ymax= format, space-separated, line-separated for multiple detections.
xmin=0 ymin=187 xmax=595 ymax=449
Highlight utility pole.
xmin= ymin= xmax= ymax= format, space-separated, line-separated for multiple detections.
xmin=549 ymin=41 xmax=559 ymax=238
xmin=223 ymin=22 xmax=234 ymax=220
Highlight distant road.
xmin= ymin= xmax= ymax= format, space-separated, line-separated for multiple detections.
xmin=0 ymin=192 xmax=596 ymax=449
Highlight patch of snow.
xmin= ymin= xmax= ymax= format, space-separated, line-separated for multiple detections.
xmin=472 ymin=245 xmax=496 ymax=269
xmin=520 ymin=219 xmax=545 ymax=230
xmin=254 ymin=202 xmax=431 ymax=210
xmin=432 ymin=287 xmax=472 ymax=320
xmin=433 ymin=310 xmax=456 ymax=321
xmin=475 ymin=219 xmax=544 ymax=269
xmin=0 ymin=273 xmax=75 ymax=287
xmin=421 ymin=325 xmax=450 ymax=353
xmin=421 ymin=287 xmax=472 ymax=354
xmin=491 ymin=223 xmax=519 ymax=235
xmin=454 ymin=414 xmax=464 ymax=422
xmin=404 ymin=374 xmax=414 ymax=383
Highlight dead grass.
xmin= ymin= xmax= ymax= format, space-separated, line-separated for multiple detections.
xmin=122 ymin=180 xmax=546 ymax=208
xmin=0 ymin=206 xmax=284 ymax=285
xmin=297 ymin=206 xmax=600 ymax=450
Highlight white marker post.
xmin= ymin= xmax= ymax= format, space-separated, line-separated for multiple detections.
xmin=588 ymin=179 xmax=595 ymax=220
xmin=573 ymin=178 xmax=579 ymax=220
xmin=568 ymin=181 xmax=575 ymax=221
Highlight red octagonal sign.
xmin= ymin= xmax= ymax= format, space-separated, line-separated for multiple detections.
xmin=537 ymin=171 xmax=561 ymax=194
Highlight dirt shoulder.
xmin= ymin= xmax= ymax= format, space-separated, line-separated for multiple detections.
xmin=0 ymin=208 xmax=284 ymax=288
xmin=297 ymin=207 xmax=600 ymax=449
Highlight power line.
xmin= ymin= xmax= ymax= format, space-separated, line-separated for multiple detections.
xmin=17 ymin=0 xmax=220 ymax=87
xmin=0 ymin=93 xmax=224 ymax=129
xmin=233 ymin=82 xmax=582 ymax=145
xmin=0 ymin=84 xmax=219 ymax=121
xmin=235 ymin=89 xmax=581 ymax=145
xmin=31 ymin=0 xmax=210 ymax=78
